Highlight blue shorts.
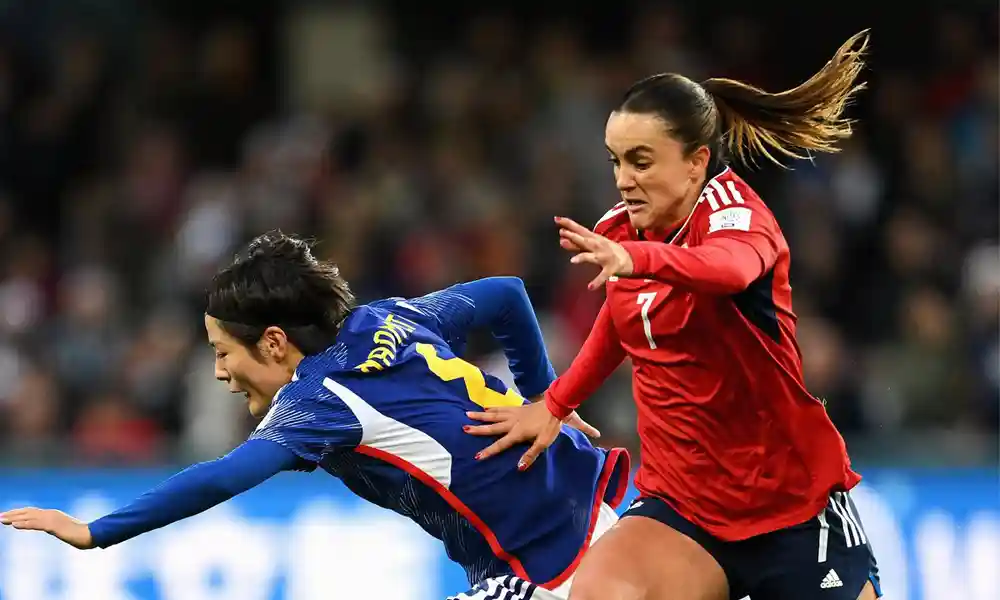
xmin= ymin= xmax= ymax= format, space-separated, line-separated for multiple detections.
xmin=622 ymin=491 xmax=882 ymax=600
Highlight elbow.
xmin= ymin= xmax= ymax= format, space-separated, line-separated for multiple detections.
xmin=719 ymin=272 xmax=756 ymax=295
xmin=491 ymin=276 xmax=530 ymax=304
xmin=493 ymin=276 xmax=527 ymax=294
xmin=705 ymin=253 xmax=765 ymax=295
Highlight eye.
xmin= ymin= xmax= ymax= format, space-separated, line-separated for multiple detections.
xmin=630 ymin=156 xmax=652 ymax=170
xmin=607 ymin=156 xmax=620 ymax=166
xmin=216 ymin=351 xmax=227 ymax=360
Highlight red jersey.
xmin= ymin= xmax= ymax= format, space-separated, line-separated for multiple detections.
xmin=546 ymin=167 xmax=860 ymax=541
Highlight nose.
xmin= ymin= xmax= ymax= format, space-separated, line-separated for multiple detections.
xmin=615 ymin=166 xmax=636 ymax=192
xmin=215 ymin=366 xmax=228 ymax=382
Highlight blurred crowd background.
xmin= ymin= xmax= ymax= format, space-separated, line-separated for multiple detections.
xmin=0 ymin=0 xmax=996 ymax=467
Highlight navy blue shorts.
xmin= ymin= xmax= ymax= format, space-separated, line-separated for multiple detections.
xmin=622 ymin=491 xmax=882 ymax=600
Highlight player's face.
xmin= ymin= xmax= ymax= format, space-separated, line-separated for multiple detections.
xmin=204 ymin=315 xmax=295 ymax=418
xmin=605 ymin=111 xmax=710 ymax=231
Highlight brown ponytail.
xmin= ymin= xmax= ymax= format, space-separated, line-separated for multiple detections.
xmin=701 ymin=30 xmax=869 ymax=168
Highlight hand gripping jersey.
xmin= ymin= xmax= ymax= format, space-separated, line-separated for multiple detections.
xmin=250 ymin=292 xmax=630 ymax=589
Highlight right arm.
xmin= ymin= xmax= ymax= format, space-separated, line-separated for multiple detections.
xmin=88 ymin=439 xmax=306 ymax=548
xmin=2 ymin=383 xmax=360 ymax=550
xmin=545 ymin=300 xmax=626 ymax=419
xmin=1 ymin=439 xmax=305 ymax=549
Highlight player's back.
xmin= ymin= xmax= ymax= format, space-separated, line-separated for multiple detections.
xmin=597 ymin=168 xmax=857 ymax=541
xmin=253 ymin=297 xmax=629 ymax=589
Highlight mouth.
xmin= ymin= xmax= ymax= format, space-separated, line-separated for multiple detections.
xmin=624 ymin=198 xmax=647 ymax=211
xmin=231 ymin=390 xmax=251 ymax=401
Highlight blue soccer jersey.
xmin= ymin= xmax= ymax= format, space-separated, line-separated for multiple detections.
xmin=249 ymin=292 xmax=630 ymax=587
xmin=86 ymin=277 xmax=630 ymax=592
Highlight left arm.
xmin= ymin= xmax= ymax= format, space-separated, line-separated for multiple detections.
xmin=401 ymin=277 xmax=556 ymax=398
xmin=621 ymin=233 xmax=778 ymax=295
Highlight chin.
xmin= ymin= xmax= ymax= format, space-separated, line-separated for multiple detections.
xmin=248 ymin=400 xmax=269 ymax=418
xmin=627 ymin=212 xmax=655 ymax=231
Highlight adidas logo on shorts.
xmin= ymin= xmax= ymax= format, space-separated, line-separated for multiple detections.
xmin=820 ymin=569 xmax=844 ymax=589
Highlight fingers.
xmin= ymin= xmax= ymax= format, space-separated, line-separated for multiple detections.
xmin=517 ymin=439 xmax=549 ymax=471
xmin=9 ymin=518 xmax=42 ymax=531
xmin=474 ymin=433 xmax=524 ymax=461
xmin=588 ymin=267 xmax=615 ymax=290
xmin=1 ymin=507 xmax=38 ymax=524
xmin=559 ymin=228 xmax=592 ymax=251
xmin=577 ymin=422 xmax=601 ymax=438
xmin=465 ymin=409 xmax=510 ymax=423
xmin=569 ymin=252 xmax=598 ymax=266
xmin=554 ymin=216 xmax=593 ymax=237
xmin=1 ymin=509 xmax=44 ymax=531
xmin=560 ymin=237 xmax=585 ymax=252
xmin=566 ymin=413 xmax=601 ymax=438
xmin=464 ymin=422 xmax=513 ymax=436
xmin=465 ymin=410 xmax=515 ymax=435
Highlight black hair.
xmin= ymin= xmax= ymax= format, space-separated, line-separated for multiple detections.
xmin=618 ymin=31 xmax=869 ymax=168
xmin=205 ymin=231 xmax=356 ymax=355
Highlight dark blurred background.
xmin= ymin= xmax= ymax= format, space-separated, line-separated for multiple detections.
xmin=0 ymin=0 xmax=996 ymax=468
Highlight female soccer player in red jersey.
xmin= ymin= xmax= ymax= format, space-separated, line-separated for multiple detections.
xmin=468 ymin=31 xmax=882 ymax=600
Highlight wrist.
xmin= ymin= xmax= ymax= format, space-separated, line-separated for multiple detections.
xmin=614 ymin=242 xmax=635 ymax=276
xmin=83 ymin=524 xmax=96 ymax=549
xmin=544 ymin=392 xmax=573 ymax=421
xmin=85 ymin=520 xmax=104 ymax=549
xmin=619 ymin=242 xmax=646 ymax=276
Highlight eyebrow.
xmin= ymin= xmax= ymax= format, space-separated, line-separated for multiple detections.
xmin=606 ymin=144 xmax=655 ymax=157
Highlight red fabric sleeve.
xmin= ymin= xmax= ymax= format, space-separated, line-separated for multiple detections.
xmin=545 ymin=301 xmax=626 ymax=420
xmin=620 ymin=233 xmax=779 ymax=295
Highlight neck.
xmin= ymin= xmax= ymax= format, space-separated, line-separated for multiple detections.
xmin=654 ymin=176 xmax=706 ymax=234
xmin=283 ymin=349 xmax=306 ymax=379
xmin=675 ymin=182 xmax=704 ymax=224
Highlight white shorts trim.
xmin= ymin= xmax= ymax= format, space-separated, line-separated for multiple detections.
xmin=447 ymin=575 xmax=538 ymax=600
xmin=450 ymin=502 xmax=620 ymax=600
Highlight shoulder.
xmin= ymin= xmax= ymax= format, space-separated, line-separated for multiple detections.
xmin=594 ymin=201 xmax=633 ymax=241
xmin=371 ymin=290 xmax=473 ymax=324
xmin=699 ymin=168 xmax=766 ymax=212
xmin=341 ymin=304 xmax=387 ymax=330
xmin=340 ymin=303 xmax=420 ymax=340
xmin=695 ymin=169 xmax=776 ymax=235
xmin=268 ymin=376 xmax=331 ymax=412
xmin=252 ymin=378 xmax=324 ymax=434
xmin=255 ymin=373 xmax=361 ymax=431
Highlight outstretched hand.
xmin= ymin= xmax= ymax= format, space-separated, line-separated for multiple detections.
xmin=555 ymin=216 xmax=634 ymax=290
xmin=1 ymin=507 xmax=95 ymax=549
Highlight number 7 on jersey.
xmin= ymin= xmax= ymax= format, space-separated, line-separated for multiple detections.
xmin=637 ymin=292 xmax=658 ymax=350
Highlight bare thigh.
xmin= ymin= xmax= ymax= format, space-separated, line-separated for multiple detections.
xmin=568 ymin=515 xmax=729 ymax=600
xmin=857 ymin=581 xmax=878 ymax=600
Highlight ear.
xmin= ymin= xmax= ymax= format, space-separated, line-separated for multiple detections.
xmin=688 ymin=146 xmax=711 ymax=179
xmin=259 ymin=326 xmax=289 ymax=361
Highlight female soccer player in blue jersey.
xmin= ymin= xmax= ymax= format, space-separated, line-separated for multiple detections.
xmin=1 ymin=232 xmax=630 ymax=600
